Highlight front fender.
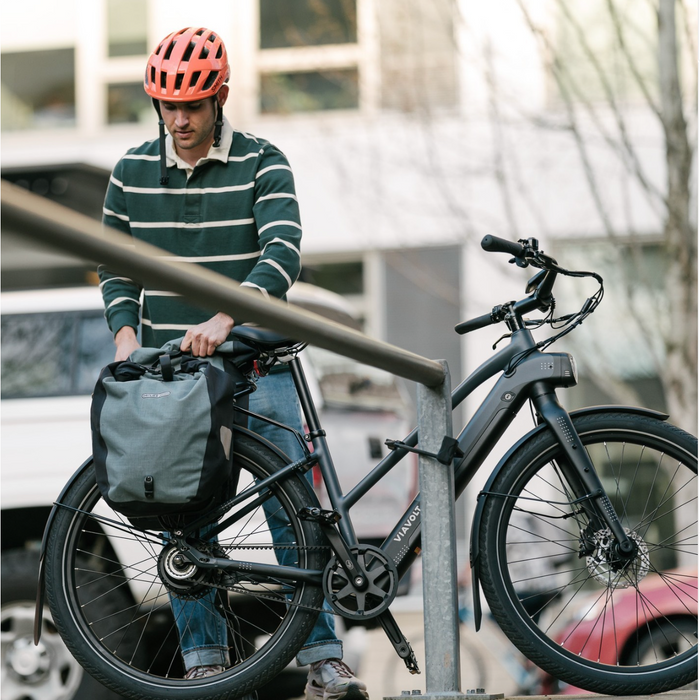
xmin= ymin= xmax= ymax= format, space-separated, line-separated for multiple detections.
xmin=34 ymin=424 xmax=318 ymax=645
xmin=468 ymin=405 xmax=668 ymax=631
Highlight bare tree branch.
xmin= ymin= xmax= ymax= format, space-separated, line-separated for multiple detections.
xmin=604 ymin=0 xmax=663 ymax=116
xmin=484 ymin=40 xmax=521 ymax=238
xmin=555 ymin=0 xmax=667 ymax=209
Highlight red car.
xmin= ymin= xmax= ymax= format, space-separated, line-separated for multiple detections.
xmin=539 ymin=568 xmax=698 ymax=694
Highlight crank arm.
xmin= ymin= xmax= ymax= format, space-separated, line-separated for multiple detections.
xmin=298 ymin=507 xmax=368 ymax=588
xmin=378 ymin=610 xmax=420 ymax=674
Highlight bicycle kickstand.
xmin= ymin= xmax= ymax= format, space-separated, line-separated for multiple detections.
xmin=378 ymin=610 xmax=420 ymax=674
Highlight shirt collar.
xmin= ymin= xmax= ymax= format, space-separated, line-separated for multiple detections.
xmin=165 ymin=116 xmax=234 ymax=171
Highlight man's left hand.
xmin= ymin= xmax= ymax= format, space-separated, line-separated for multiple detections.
xmin=180 ymin=312 xmax=234 ymax=357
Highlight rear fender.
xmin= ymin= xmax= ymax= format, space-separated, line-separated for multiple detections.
xmin=468 ymin=405 xmax=668 ymax=631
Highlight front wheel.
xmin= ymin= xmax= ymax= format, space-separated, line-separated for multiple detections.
xmin=479 ymin=412 xmax=697 ymax=695
xmin=44 ymin=433 xmax=328 ymax=700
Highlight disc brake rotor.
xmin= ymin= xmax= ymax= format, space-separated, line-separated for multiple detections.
xmin=586 ymin=527 xmax=650 ymax=588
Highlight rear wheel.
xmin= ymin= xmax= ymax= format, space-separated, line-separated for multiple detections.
xmin=479 ymin=412 xmax=697 ymax=695
xmin=45 ymin=434 xmax=327 ymax=700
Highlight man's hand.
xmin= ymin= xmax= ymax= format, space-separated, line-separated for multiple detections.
xmin=114 ymin=326 xmax=141 ymax=362
xmin=181 ymin=312 xmax=234 ymax=357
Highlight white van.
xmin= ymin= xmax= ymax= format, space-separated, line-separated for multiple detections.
xmin=0 ymin=283 xmax=415 ymax=700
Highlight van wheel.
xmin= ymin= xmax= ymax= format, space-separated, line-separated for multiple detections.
xmin=1 ymin=548 xmax=119 ymax=700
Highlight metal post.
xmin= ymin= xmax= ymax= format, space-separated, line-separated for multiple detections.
xmin=386 ymin=361 xmax=466 ymax=699
xmin=385 ymin=364 xmax=503 ymax=700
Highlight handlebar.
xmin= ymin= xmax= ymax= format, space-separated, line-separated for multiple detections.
xmin=455 ymin=235 xmax=604 ymax=338
xmin=481 ymin=235 xmax=525 ymax=258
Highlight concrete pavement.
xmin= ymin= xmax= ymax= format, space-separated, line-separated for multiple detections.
xmin=289 ymin=605 xmax=698 ymax=700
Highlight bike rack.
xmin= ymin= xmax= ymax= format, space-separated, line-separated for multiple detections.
xmin=2 ymin=181 xmax=504 ymax=699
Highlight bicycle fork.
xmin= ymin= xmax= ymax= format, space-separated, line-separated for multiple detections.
xmin=530 ymin=384 xmax=636 ymax=558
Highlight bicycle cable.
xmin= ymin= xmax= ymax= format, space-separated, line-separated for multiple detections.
xmin=505 ymin=262 xmax=604 ymax=374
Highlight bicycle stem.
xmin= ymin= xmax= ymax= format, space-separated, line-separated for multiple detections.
xmin=530 ymin=384 xmax=635 ymax=556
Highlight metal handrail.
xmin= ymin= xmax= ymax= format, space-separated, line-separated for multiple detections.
xmin=1 ymin=180 xmax=445 ymax=388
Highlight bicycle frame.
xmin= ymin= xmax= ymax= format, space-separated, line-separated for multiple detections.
xmin=174 ymin=324 xmax=637 ymax=602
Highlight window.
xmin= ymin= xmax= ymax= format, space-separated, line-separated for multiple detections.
xmin=302 ymin=261 xmax=364 ymax=297
xmin=258 ymin=0 xmax=360 ymax=114
xmin=107 ymin=82 xmax=152 ymax=124
xmin=261 ymin=69 xmax=359 ymax=113
xmin=1 ymin=311 xmax=115 ymax=399
xmin=107 ymin=0 xmax=148 ymax=57
xmin=260 ymin=0 xmax=357 ymax=48
xmin=1 ymin=48 xmax=75 ymax=131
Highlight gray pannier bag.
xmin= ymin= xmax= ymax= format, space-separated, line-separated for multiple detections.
xmin=91 ymin=342 xmax=242 ymax=525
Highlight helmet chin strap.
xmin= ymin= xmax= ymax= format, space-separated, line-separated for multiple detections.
xmin=152 ymin=98 xmax=170 ymax=186
xmin=213 ymin=99 xmax=224 ymax=148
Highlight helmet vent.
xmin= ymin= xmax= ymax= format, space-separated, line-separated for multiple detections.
xmin=199 ymin=45 xmax=210 ymax=60
xmin=216 ymin=46 xmax=223 ymax=59
xmin=182 ymin=41 xmax=195 ymax=62
xmin=202 ymin=71 xmax=218 ymax=91
xmin=163 ymin=40 xmax=175 ymax=61
xmin=189 ymin=71 xmax=201 ymax=88
xmin=150 ymin=66 xmax=156 ymax=86
xmin=175 ymin=73 xmax=184 ymax=90
xmin=160 ymin=71 xmax=167 ymax=90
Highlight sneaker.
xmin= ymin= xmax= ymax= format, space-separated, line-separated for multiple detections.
xmin=184 ymin=664 xmax=225 ymax=679
xmin=305 ymin=658 xmax=369 ymax=700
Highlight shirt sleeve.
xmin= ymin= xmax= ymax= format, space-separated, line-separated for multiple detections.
xmin=98 ymin=159 xmax=143 ymax=336
xmin=242 ymin=145 xmax=302 ymax=300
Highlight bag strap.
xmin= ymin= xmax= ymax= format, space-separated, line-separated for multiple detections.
xmin=159 ymin=355 xmax=174 ymax=382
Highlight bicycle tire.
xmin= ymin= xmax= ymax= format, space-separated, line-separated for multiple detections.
xmin=478 ymin=411 xmax=697 ymax=695
xmin=44 ymin=433 xmax=328 ymax=700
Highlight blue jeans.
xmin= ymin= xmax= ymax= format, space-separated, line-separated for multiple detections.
xmin=172 ymin=369 xmax=341 ymax=670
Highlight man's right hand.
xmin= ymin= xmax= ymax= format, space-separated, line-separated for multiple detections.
xmin=114 ymin=326 xmax=141 ymax=361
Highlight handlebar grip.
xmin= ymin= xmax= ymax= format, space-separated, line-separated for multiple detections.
xmin=455 ymin=313 xmax=496 ymax=335
xmin=481 ymin=235 xmax=525 ymax=257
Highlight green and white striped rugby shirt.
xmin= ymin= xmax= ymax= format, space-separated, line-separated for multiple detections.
xmin=99 ymin=118 xmax=302 ymax=347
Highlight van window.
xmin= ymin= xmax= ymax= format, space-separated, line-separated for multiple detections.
xmin=304 ymin=345 xmax=407 ymax=411
xmin=1 ymin=311 xmax=114 ymax=399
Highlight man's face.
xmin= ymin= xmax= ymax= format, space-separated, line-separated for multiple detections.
xmin=159 ymin=98 xmax=217 ymax=154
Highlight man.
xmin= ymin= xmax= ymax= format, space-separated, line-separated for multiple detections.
xmin=99 ymin=26 xmax=369 ymax=700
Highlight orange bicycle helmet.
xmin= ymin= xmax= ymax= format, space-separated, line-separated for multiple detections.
xmin=144 ymin=27 xmax=230 ymax=102
xmin=144 ymin=27 xmax=230 ymax=185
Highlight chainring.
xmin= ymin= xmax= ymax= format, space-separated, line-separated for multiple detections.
xmin=322 ymin=544 xmax=399 ymax=620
